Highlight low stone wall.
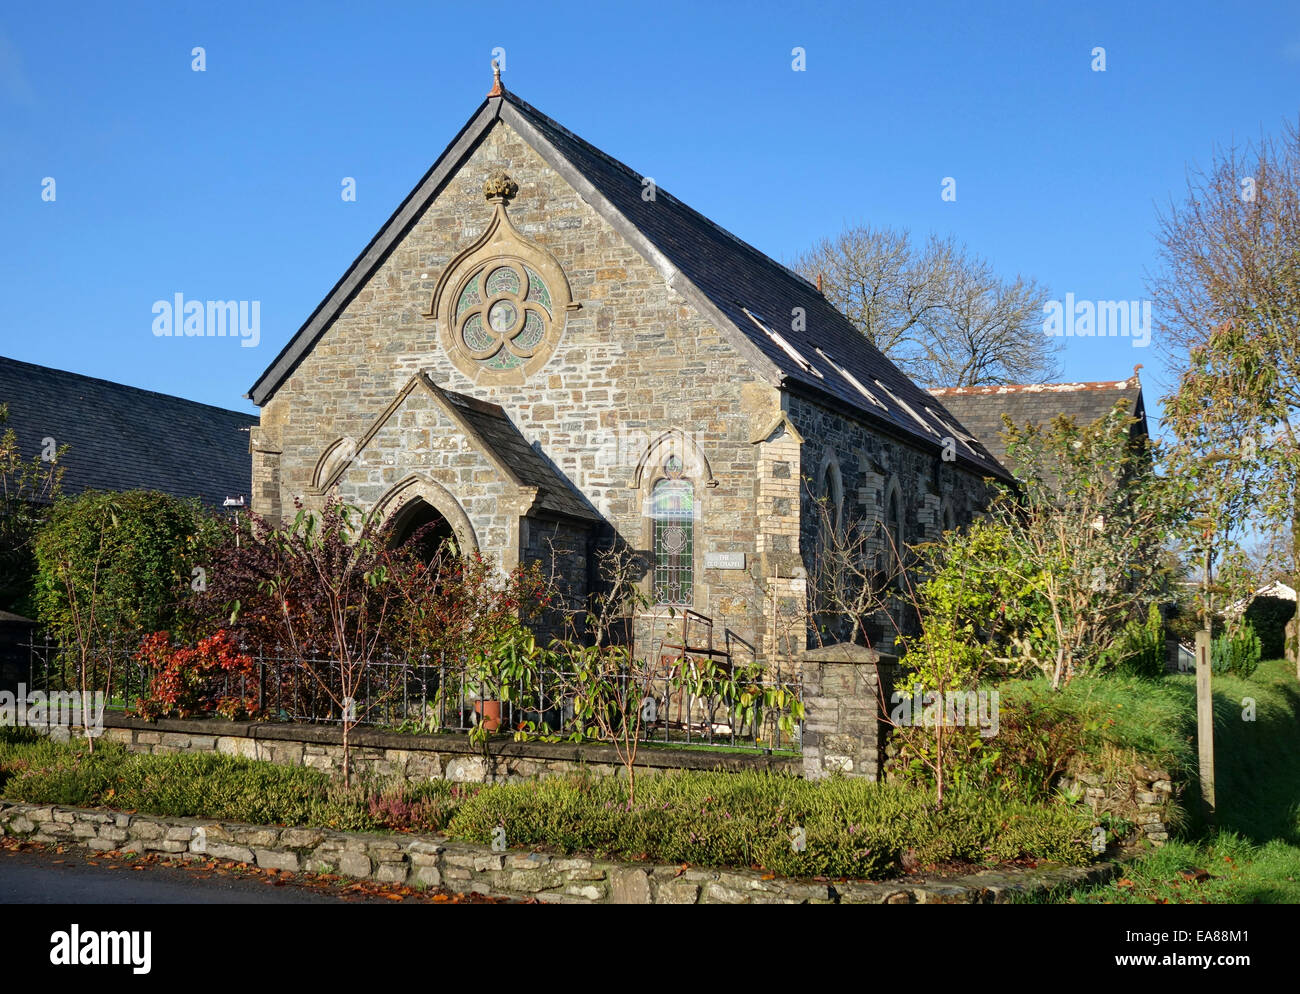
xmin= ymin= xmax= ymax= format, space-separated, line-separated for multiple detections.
xmin=47 ymin=712 xmax=799 ymax=785
xmin=0 ymin=800 xmax=1117 ymax=905
xmin=1058 ymin=761 xmax=1181 ymax=846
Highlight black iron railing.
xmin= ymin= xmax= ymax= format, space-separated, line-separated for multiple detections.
xmin=21 ymin=637 xmax=802 ymax=754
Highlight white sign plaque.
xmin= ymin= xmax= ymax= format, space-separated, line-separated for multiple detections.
xmin=706 ymin=552 xmax=746 ymax=570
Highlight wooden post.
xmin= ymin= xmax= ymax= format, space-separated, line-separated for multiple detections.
xmin=1195 ymin=628 xmax=1216 ymax=823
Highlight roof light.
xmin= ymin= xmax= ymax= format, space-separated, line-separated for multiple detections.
xmin=874 ymin=379 xmax=938 ymax=436
xmin=742 ymin=308 xmax=822 ymax=379
xmin=815 ymin=349 xmax=887 ymax=410
xmin=925 ymin=407 xmax=980 ymax=455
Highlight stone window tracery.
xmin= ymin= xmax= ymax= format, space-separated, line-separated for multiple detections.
xmin=453 ymin=260 xmax=554 ymax=372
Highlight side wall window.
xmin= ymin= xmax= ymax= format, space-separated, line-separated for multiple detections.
xmin=887 ymin=485 xmax=904 ymax=584
xmin=652 ymin=478 xmax=694 ymax=605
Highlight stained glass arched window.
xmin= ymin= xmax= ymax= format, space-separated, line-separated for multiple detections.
xmin=651 ymin=478 xmax=694 ymax=605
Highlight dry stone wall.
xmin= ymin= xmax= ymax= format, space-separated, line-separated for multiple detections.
xmin=0 ymin=800 xmax=1116 ymax=905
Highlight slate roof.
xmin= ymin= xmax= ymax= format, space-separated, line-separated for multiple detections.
xmin=440 ymin=387 xmax=600 ymax=523
xmin=248 ymin=85 xmax=1012 ymax=484
xmin=0 ymin=355 xmax=254 ymax=507
xmin=927 ymin=372 xmax=1148 ymax=474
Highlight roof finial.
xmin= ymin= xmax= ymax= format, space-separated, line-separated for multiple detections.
xmin=488 ymin=59 xmax=503 ymax=98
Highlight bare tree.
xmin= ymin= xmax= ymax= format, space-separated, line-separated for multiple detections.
xmin=791 ymin=225 xmax=1058 ymax=387
xmin=920 ymin=251 xmax=1060 ymax=387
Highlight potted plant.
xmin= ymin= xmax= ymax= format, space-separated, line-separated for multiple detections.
xmin=465 ymin=622 xmax=542 ymax=742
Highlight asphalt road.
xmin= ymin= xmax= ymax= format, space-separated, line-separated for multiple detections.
xmin=0 ymin=846 xmax=385 ymax=904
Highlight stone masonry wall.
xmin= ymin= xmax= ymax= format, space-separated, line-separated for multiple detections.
xmin=0 ymin=800 xmax=1116 ymax=904
xmin=788 ymin=392 xmax=995 ymax=653
xmin=49 ymin=714 xmax=798 ymax=786
xmin=1057 ymin=762 xmax=1181 ymax=847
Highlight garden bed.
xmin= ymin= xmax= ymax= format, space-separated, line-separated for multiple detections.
xmin=0 ymin=729 xmax=1095 ymax=882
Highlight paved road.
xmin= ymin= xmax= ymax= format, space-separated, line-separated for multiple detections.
xmin=0 ymin=846 xmax=387 ymax=904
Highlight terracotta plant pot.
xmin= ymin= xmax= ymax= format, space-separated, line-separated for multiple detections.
xmin=473 ymin=699 xmax=502 ymax=732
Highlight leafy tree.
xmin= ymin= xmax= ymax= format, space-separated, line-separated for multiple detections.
xmin=0 ymin=404 xmax=65 ymax=614
xmin=1151 ymin=116 xmax=1300 ymax=670
xmin=33 ymin=490 xmax=206 ymax=647
xmin=992 ymin=400 xmax=1183 ymax=688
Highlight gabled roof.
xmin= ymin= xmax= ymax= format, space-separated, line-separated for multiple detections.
xmin=249 ymin=85 xmax=1010 ymax=483
xmin=0 ymin=355 xmax=254 ymax=507
xmin=928 ymin=371 xmax=1148 ymax=472
xmin=326 ymin=371 xmax=600 ymax=524
xmin=437 ymin=385 xmax=601 ymax=524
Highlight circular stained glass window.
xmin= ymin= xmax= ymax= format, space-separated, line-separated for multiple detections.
xmin=456 ymin=259 xmax=553 ymax=372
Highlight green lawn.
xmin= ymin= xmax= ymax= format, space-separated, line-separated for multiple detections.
xmin=1044 ymin=658 xmax=1300 ymax=904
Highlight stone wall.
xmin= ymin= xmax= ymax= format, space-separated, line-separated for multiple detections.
xmin=0 ymin=800 xmax=1116 ymax=904
xmin=800 ymin=643 xmax=896 ymax=781
xmin=1057 ymin=762 xmax=1180 ymax=847
xmin=58 ymin=713 xmax=798 ymax=785
xmin=788 ymin=392 xmax=994 ymax=652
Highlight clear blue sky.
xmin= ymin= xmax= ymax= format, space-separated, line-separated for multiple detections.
xmin=2 ymin=1 xmax=1298 ymax=419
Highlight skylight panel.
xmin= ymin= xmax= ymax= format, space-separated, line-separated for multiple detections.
xmin=925 ymin=406 xmax=980 ymax=455
xmin=815 ymin=348 xmax=887 ymax=410
xmin=742 ymin=308 xmax=823 ymax=379
xmin=873 ymin=379 xmax=939 ymax=436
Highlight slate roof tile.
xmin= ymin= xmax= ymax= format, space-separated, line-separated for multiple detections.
xmin=0 ymin=355 xmax=254 ymax=507
xmin=442 ymin=389 xmax=599 ymax=523
xmin=928 ymin=374 xmax=1148 ymax=476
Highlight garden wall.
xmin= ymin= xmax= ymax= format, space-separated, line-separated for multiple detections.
xmin=49 ymin=713 xmax=799 ymax=785
xmin=1057 ymin=762 xmax=1180 ymax=846
xmin=0 ymin=800 xmax=1117 ymax=904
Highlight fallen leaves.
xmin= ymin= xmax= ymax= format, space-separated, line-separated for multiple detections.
xmin=2 ymin=836 xmax=514 ymax=904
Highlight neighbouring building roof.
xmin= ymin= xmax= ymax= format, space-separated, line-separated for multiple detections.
xmin=248 ymin=85 xmax=1012 ymax=484
xmin=1226 ymin=580 xmax=1298 ymax=617
xmin=927 ymin=371 xmax=1148 ymax=474
xmin=0 ymin=355 xmax=254 ymax=507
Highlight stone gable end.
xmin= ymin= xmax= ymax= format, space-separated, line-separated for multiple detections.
xmin=252 ymin=116 xmax=786 ymax=656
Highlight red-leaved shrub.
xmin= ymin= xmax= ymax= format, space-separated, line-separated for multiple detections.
xmin=136 ymin=630 xmax=261 ymax=720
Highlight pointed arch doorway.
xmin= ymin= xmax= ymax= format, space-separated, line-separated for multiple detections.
xmin=386 ymin=497 xmax=457 ymax=563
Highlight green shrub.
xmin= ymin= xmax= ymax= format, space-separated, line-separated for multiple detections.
xmin=1212 ymin=622 xmax=1261 ymax=678
xmin=0 ymin=740 xmax=458 ymax=833
xmin=890 ymin=693 xmax=1086 ymax=804
xmin=1244 ymin=595 xmax=1295 ymax=661
xmin=445 ymin=770 xmax=1092 ymax=879
xmin=33 ymin=490 xmax=211 ymax=647
xmin=1113 ymin=603 xmax=1166 ymax=679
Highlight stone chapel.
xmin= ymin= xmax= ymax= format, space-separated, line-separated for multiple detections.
xmin=246 ymin=71 xmax=1011 ymax=666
